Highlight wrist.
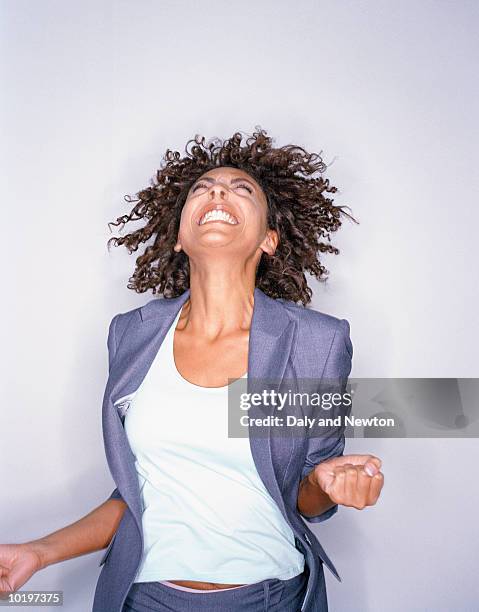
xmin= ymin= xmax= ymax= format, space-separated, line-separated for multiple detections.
xmin=23 ymin=538 xmax=54 ymax=570
xmin=306 ymin=466 xmax=322 ymax=490
xmin=307 ymin=466 xmax=336 ymax=507
xmin=298 ymin=467 xmax=336 ymax=518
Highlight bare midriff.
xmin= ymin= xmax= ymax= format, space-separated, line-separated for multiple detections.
xmin=166 ymin=580 xmax=247 ymax=590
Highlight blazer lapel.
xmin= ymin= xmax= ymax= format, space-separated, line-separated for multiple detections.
xmin=103 ymin=287 xmax=296 ymax=536
xmin=246 ymin=289 xmax=296 ymax=518
xmin=103 ymin=290 xmax=192 ymax=529
xmin=109 ymin=289 xmax=192 ymax=408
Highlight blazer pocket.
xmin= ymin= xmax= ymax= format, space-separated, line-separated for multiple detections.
xmin=98 ymin=533 xmax=117 ymax=567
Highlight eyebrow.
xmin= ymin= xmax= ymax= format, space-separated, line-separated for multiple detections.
xmin=192 ymin=176 xmax=256 ymax=189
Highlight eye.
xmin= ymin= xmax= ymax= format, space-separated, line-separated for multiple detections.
xmin=191 ymin=181 xmax=253 ymax=194
xmin=191 ymin=182 xmax=208 ymax=193
xmin=234 ymin=183 xmax=253 ymax=194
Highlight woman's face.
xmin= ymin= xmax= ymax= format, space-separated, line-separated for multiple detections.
xmin=174 ymin=166 xmax=278 ymax=261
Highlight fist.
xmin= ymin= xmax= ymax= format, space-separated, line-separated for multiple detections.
xmin=0 ymin=543 xmax=42 ymax=594
xmin=311 ymin=454 xmax=384 ymax=510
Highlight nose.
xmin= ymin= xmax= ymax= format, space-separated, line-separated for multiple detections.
xmin=209 ymin=181 xmax=228 ymax=199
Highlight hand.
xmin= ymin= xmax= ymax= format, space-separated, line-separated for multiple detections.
xmin=0 ymin=543 xmax=43 ymax=594
xmin=310 ymin=454 xmax=384 ymax=510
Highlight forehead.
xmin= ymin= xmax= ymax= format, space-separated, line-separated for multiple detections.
xmin=199 ymin=166 xmax=259 ymax=185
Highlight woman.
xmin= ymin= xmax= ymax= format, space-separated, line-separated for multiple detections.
xmin=0 ymin=129 xmax=384 ymax=611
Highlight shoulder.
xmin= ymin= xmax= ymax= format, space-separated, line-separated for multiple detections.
xmin=277 ymin=298 xmax=353 ymax=365
xmin=107 ymin=294 xmax=177 ymax=343
xmin=278 ymin=297 xmax=351 ymax=339
xmin=107 ymin=304 xmax=142 ymax=345
xmin=108 ymin=294 xmax=352 ymax=357
xmin=275 ymin=298 xmax=353 ymax=379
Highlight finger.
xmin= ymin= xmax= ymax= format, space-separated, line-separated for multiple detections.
xmin=330 ymin=467 xmax=347 ymax=503
xmin=367 ymin=456 xmax=382 ymax=471
xmin=363 ymin=461 xmax=379 ymax=477
xmin=357 ymin=467 xmax=373 ymax=505
xmin=361 ymin=456 xmax=382 ymax=476
xmin=343 ymin=466 xmax=359 ymax=505
xmin=334 ymin=463 xmax=356 ymax=471
xmin=366 ymin=472 xmax=384 ymax=505
xmin=339 ymin=454 xmax=382 ymax=470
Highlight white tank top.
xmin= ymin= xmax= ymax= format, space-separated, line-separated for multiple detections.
xmin=121 ymin=308 xmax=305 ymax=584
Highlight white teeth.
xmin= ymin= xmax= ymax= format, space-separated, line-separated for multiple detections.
xmin=199 ymin=209 xmax=238 ymax=225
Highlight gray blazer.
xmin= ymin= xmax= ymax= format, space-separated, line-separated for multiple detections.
xmin=92 ymin=287 xmax=353 ymax=612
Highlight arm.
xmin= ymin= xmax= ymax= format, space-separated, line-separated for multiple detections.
xmin=297 ymin=318 xmax=353 ymax=522
xmin=0 ymin=499 xmax=127 ymax=594
xmin=297 ymin=318 xmax=384 ymax=516
xmin=27 ymin=497 xmax=127 ymax=569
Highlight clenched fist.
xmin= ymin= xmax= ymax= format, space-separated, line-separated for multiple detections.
xmin=310 ymin=454 xmax=384 ymax=510
xmin=0 ymin=543 xmax=42 ymax=595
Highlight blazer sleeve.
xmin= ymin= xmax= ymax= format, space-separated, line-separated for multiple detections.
xmin=104 ymin=314 xmax=125 ymax=503
xmin=299 ymin=318 xmax=353 ymax=523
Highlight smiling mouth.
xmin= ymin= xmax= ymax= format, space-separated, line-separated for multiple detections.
xmin=197 ymin=207 xmax=239 ymax=226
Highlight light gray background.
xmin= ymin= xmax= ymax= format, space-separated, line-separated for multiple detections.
xmin=2 ymin=1 xmax=478 ymax=610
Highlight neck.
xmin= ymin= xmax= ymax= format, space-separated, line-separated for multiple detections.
xmin=179 ymin=260 xmax=257 ymax=338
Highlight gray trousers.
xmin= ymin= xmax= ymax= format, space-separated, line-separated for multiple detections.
xmin=122 ymin=571 xmax=308 ymax=611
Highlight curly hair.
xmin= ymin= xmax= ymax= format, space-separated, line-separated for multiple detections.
xmin=107 ymin=127 xmax=358 ymax=306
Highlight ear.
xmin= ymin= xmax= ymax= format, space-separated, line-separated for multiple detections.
xmin=173 ymin=239 xmax=182 ymax=253
xmin=260 ymin=228 xmax=279 ymax=256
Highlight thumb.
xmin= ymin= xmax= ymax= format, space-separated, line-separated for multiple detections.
xmin=339 ymin=454 xmax=382 ymax=474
